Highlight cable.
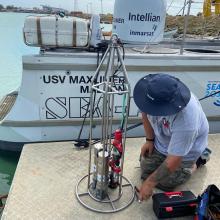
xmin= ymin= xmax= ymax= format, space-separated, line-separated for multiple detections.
xmin=120 ymin=94 xmax=127 ymax=130
xmin=111 ymin=42 xmax=126 ymax=92
xmin=167 ymin=0 xmax=176 ymax=12
xmin=74 ymin=42 xmax=109 ymax=148
xmin=176 ymin=1 xmax=190 ymax=15
xmin=199 ymin=90 xmax=220 ymax=101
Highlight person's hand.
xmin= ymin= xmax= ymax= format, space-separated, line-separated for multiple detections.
xmin=138 ymin=180 xmax=155 ymax=201
xmin=141 ymin=141 xmax=154 ymax=157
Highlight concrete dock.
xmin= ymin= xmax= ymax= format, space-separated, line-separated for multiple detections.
xmin=2 ymin=135 xmax=220 ymax=220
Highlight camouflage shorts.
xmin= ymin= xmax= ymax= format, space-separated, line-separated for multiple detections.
xmin=140 ymin=148 xmax=194 ymax=191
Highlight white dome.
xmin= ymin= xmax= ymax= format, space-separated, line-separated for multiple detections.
xmin=112 ymin=0 xmax=167 ymax=44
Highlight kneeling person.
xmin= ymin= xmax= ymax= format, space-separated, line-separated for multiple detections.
xmin=133 ymin=73 xmax=209 ymax=201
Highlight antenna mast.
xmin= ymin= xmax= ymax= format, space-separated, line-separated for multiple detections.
xmin=100 ymin=0 xmax=103 ymax=14
xmin=74 ymin=0 xmax=79 ymax=11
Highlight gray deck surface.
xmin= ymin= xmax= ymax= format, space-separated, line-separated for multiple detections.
xmin=2 ymin=134 xmax=220 ymax=220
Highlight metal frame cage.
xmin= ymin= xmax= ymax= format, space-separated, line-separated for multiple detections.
xmin=76 ymin=35 xmax=135 ymax=213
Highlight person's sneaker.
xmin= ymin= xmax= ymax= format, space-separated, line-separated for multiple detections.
xmin=196 ymin=148 xmax=212 ymax=168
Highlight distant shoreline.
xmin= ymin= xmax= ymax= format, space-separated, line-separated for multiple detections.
xmin=1 ymin=10 xmax=219 ymax=37
xmin=0 ymin=10 xmax=53 ymax=14
xmin=0 ymin=10 xmax=113 ymax=23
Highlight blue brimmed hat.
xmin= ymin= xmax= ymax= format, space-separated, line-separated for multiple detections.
xmin=133 ymin=74 xmax=191 ymax=116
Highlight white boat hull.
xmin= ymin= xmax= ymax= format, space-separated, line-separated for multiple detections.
xmin=0 ymin=50 xmax=220 ymax=150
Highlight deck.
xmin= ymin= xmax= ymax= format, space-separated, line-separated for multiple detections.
xmin=2 ymin=135 xmax=220 ymax=220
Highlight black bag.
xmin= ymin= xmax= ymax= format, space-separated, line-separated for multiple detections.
xmin=197 ymin=184 xmax=220 ymax=220
xmin=152 ymin=191 xmax=198 ymax=218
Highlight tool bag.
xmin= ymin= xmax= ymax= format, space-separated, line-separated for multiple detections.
xmin=152 ymin=191 xmax=198 ymax=218
xmin=197 ymin=184 xmax=220 ymax=220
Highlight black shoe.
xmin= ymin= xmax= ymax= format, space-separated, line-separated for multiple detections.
xmin=196 ymin=148 xmax=212 ymax=168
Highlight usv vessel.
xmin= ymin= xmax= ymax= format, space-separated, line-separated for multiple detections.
xmin=0 ymin=0 xmax=220 ymax=151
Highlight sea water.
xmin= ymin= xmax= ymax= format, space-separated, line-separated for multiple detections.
xmin=0 ymin=12 xmax=38 ymax=195
xmin=0 ymin=12 xmax=39 ymax=99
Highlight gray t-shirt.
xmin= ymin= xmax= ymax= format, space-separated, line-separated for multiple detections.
xmin=147 ymin=93 xmax=209 ymax=162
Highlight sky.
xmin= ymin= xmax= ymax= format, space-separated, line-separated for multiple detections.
xmin=0 ymin=0 xmax=204 ymax=15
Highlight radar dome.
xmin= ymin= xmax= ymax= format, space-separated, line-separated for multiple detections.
xmin=112 ymin=0 xmax=167 ymax=44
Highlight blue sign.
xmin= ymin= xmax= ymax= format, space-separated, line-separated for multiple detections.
xmin=206 ymin=81 xmax=220 ymax=107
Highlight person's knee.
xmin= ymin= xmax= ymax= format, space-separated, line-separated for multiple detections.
xmin=156 ymin=168 xmax=192 ymax=191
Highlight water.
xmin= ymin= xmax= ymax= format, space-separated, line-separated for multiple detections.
xmin=0 ymin=12 xmax=38 ymax=196
xmin=0 ymin=150 xmax=20 ymax=195
xmin=0 ymin=12 xmax=38 ymax=99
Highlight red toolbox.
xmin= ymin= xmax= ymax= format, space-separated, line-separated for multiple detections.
xmin=152 ymin=191 xmax=198 ymax=218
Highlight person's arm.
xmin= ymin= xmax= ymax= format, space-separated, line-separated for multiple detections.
xmin=142 ymin=112 xmax=154 ymax=140
xmin=138 ymin=155 xmax=182 ymax=201
xmin=141 ymin=113 xmax=155 ymax=156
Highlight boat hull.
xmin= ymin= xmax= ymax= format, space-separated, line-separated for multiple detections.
xmin=0 ymin=50 xmax=220 ymax=150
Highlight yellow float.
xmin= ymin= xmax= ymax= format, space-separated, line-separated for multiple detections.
xmin=203 ymin=0 xmax=212 ymax=17
xmin=203 ymin=0 xmax=220 ymax=17
xmin=213 ymin=0 xmax=220 ymax=15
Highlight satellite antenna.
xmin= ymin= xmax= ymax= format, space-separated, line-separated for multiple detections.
xmin=112 ymin=0 xmax=167 ymax=44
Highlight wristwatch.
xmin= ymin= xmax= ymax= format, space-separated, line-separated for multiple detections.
xmin=146 ymin=138 xmax=154 ymax=142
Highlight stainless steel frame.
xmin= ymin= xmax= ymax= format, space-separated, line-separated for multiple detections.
xmin=76 ymin=174 xmax=135 ymax=213
xmin=76 ymin=35 xmax=135 ymax=213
